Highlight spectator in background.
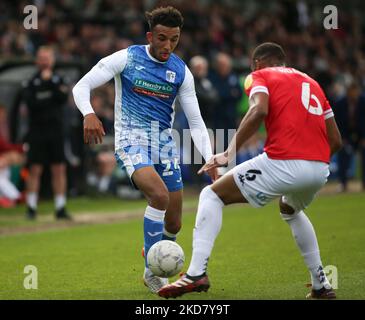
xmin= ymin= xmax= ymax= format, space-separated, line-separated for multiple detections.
xmin=359 ymin=92 xmax=365 ymax=191
xmin=332 ymin=83 xmax=365 ymax=191
xmin=188 ymin=56 xmax=218 ymax=186
xmin=189 ymin=55 xmax=218 ymax=129
xmin=209 ymin=52 xmax=242 ymax=152
xmin=0 ymin=136 xmax=24 ymax=208
xmin=20 ymin=46 xmax=71 ymax=219
xmin=0 ymin=104 xmax=24 ymax=208
xmin=95 ymin=150 xmax=117 ymax=193
xmin=84 ymin=93 xmax=117 ymax=193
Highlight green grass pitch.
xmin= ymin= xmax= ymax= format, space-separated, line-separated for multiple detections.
xmin=0 ymin=192 xmax=364 ymax=299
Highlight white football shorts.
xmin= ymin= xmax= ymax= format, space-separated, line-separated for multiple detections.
xmin=231 ymin=152 xmax=329 ymax=212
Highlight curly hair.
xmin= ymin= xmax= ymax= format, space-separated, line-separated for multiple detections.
xmin=145 ymin=6 xmax=184 ymax=30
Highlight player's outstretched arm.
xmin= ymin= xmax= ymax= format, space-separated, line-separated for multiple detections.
xmin=325 ymin=117 xmax=342 ymax=156
xmin=227 ymin=92 xmax=268 ymax=157
xmin=199 ymin=92 xmax=268 ymax=173
xmin=178 ymin=66 xmax=217 ymax=181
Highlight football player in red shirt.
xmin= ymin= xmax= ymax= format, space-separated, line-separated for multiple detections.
xmin=158 ymin=42 xmax=342 ymax=299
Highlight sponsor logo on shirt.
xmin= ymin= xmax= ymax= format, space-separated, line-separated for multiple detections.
xmin=133 ymin=79 xmax=173 ymax=99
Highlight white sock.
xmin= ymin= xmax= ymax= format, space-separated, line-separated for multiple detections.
xmin=162 ymin=227 xmax=178 ymax=240
xmin=187 ymin=186 xmax=224 ymax=277
xmin=55 ymin=194 xmax=66 ymax=210
xmin=26 ymin=192 xmax=38 ymax=210
xmin=281 ymin=210 xmax=329 ymax=289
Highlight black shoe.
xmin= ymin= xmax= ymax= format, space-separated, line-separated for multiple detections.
xmin=55 ymin=207 xmax=72 ymax=220
xmin=306 ymin=285 xmax=336 ymax=299
xmin=26 ymin=207 xmax=37 ymax=220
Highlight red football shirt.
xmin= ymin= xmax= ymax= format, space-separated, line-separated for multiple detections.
xmin=244 ymin=67 xmax=334 ymax=163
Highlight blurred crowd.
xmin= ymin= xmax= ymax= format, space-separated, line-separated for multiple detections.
xmin=2 ymin=0 xmax=365 ymax=88
xmin=0 ymin=0 xmax=364 ymax=205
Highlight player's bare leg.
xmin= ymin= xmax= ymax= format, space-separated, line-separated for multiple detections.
xmin=158 ymin=174 xmax=247 ymax=298
xmin=132 ymin=166 xmax=170 ymax=293
xmin=211 ymin=174 xmax=249 ymax=205
xmin=279 ymin=198 xmax=336 ymax=299
xmin=51 ymin=163 xmax=71 ymax=219
xmin=163 ymin=190 xmax=183 ymax=241
xmin=132 ymin=166 xmax=169 ymax=210
xmin=51 ymin=163 xmax=67 ymax=196
xmin=25 ymin=164 xmax=43 ymax=219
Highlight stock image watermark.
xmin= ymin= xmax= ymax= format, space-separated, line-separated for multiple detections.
xmin=23 ymin=265 xmax=38 ymax=290
xmin=23 ymin=4 xmax=339 ymax=31
xmin=323 ymin=5 xmax=338 ymax=30
xmin=114 ymin=122 xmax=237 ymax=167
xmin=23 ymin=5 xmax=38 ymax=30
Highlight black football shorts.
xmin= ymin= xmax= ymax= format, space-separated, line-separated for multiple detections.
xmin=27 ymin=134 xmax=66 ymax=165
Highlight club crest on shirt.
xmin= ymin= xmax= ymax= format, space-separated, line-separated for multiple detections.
xmin=166 ymin=70 xmax=176 ymax=83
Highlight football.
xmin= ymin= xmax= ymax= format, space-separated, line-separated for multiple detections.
xmin=147 ymin=240 xmax=185 ymax=278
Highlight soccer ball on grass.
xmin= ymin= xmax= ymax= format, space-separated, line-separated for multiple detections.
xmin=147 ymin=240 xmax=185 ymax=278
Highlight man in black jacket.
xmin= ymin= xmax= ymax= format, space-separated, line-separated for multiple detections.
xmin=21 ymin=46 xmax=71 ymax=219
xmin=332 ymin=83 xmax=365 ymax=191
xmin=209 ymin=52 xmax=242 ymax=152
